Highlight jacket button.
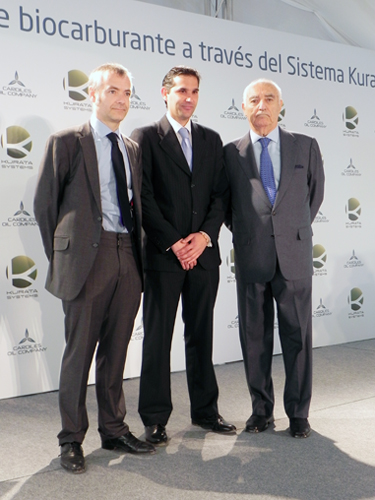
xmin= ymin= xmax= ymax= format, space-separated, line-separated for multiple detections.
xmin=191 ymin=184 xmax=195 ymax=188
xmin=97 ymin=216 xmax=102 ymax=222
xmin=92 ymin=243 xmax=99 ymax=248
xmin=192 ymin=211 xmax=197 ymax=215
xmin=272 ymin=211 xmax=276 ymax=216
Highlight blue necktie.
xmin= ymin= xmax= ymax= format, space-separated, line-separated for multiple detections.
xmin=179 ymin=127 xmax=192 ymax=171
xmin=107 ymin=132 xmax=133 ymax=232
xmin=259 ymin=137 xmax=277 ymax=205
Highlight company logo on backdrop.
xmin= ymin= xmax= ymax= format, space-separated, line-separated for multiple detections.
xmin=313 ymin=209 xmax=329 ymax=224
xmin=313 ymin=298 xmax=332 ymax=318
xmin=343 ymin=106 xmax=359 ymax=137
xmin=220 ymin=99 xmax=246 ymax=120
xmin=348 ymin=287 xmax=364 ymax=319
xmin=225 ymin=248 xmax=236 ymax=283
xmin=5 ymin=255 xmax=38 ymax=299
xmin=2 ymin=201 xmax=37 ymax=227
xmin=0 ymin=71 xmax=37 ymax=99
xmin=227 ymin=315 xmax=239 ymax=329
xmin=344 ymin=250 xmax=364 ymax=269
xmin=131 ymin=318 xmax=144 ymax=341
xmin=1 ymin=126 xmax=34 ymax=170
xmin=63 ymin=70 xmax=91 ymax=112
xmin=341 ymin=158 xmax=361 ymax=177
xmin=304 ymin=109 xmax=327 ymax=129
xmin=345 ymin=198 xmax=361 ymax=229
xmin=278 ymin=106 xmax=286 ymax=129
xmin=7 ymin=329 xmax=47 ymax=357
xmin=130 ymin=86 xmax=150 ymax=111
xmin=313 ymin=244 xmax=327 ymax=276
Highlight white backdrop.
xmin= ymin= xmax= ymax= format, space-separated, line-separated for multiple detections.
xmin=0 ymin=0 xmax=374 ymax=399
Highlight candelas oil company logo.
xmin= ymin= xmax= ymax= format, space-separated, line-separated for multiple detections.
xmin=2 ymin=201 xmax=37 ymax=227
xmin=344 ymin=250 xmax=364 ymax=269
xmin=313 ymin=244 xmax=327 ymax=276
xmin=348 ymin=287 xmax=364 ymax=319
xmin=304 ymin=109 xmax=326 ymax=129
xmin=220 ymin=99 xmax=246 ymax=120
xmin=0 ymin=71 xmax=37 ymax=99
xmin=341 ymin=158 xmax=361 ymax=177
xmin=313 ymin=209 xmax=329 ymax=224
xmin=130 ymin=86 xmax=150 ymax=111
xmin=1 ymin=126 xmax=34 ymax=170
xmin=313 ymin=298 xmax=332 ymax=318
xmin=227 ymin=315 xmax=239 ymax=329
xmin=63 ymin=69 xmax=91 ymax=112
xmin=278 ymin=106 xmax=286 ymax=129
xmin=8 ymin=329 xmax=47 ymax=356
xmin=343 ymin=106 xmax=359 ymax=137
xmin=225 ymin=248 xmax=236 ymax=283
xmin=5 ymin=255 xmax=38 ymax=299
xmin=345 ymin=198 xmax=361 ymax=229
xmin=131 ymin=318 xmax=144 ymax=341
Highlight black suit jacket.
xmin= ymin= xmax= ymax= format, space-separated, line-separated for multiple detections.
xmin=34 ymin=122 xmax=143 ymax=301
xmin=131 ymin=115 xmax=227 ymax=272
xmin=224 ymin=127 xmax=324 ymax=283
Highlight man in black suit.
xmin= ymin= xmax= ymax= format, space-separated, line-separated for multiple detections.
xmin=131 ymin=66 xmax=235 ymax=445
xmin=224 ymin=79 xmax=324 ymax=438
xmin=34 ymin=63 xmax=155 ymax=473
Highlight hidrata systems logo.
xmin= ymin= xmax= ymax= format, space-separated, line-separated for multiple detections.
xmin=348 ymin=287 xmax=364 ymax=319
xmin=345 ymin=198 xmax=361 ymax=229
xmin=225 ymin=248 xmax=236 ymax=283
xmin=220 ymin=98 xmax=246 ymax=120
xmin=313 ymin=244 xmax=327 ymax=276
xmin=63 ymin=69 xmax=91 ymax=112
xmin=1 ymin=126 xmax=34 ymax=170
xmin=7 ymin=328 xmax=47 ymax=357
xmin=304 ymin=109 xmax=326 ymax=129
xmin=344 ymin=250 xmax=364 ymax=269
xmin=2 ymin=201 xmax=37 ymax=228
xmin=343 ymin=106 xmax=359 ymax=137
xmin=0 ymin=71 xmax=37 ymax=99
xmin=5 ymin=255 xmax=38 ymax=300
xmin=341 ymin=158 xmax=361 ymax=177
xmin=130 ymin=86 xmax=150 ymax=111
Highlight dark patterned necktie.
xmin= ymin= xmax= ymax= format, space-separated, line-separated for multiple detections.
xmin=259 ymin=137 xmax=277 ymax=205
xmin=107 ymin=132 xmax=133 ymax=232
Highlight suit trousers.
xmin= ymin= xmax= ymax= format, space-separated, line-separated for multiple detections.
xmin=139 ymin=265 xmax=220 ymax=426
xmin=236 ymin=264 xmax=312 ymax=419
xmin=58 ymin=230 xmax=142 ymax=445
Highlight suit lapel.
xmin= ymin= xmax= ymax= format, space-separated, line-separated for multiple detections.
xmin=236 ymin=132 xmax=270 ymax=205
xmin=275 ymin=128 xmax=297 ymax=207
xmin=79 ymin=123 xmax=101 ymax=214
xmin=158 ymin=115 xmax=191 ymax=176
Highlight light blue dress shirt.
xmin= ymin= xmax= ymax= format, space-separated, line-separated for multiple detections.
xmin=250 ymin=126 xmax=281 ymax=190
xmin=90 ymin=116 xmax=133 ymax=233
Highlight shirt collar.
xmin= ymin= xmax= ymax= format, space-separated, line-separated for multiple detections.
xmin=90 ymin=115 xmax=120 ymax=139
xmin=250 ymin=126 xmax=279 ymax=145
xmin=166 ymin=112 xmax=192 ymax=135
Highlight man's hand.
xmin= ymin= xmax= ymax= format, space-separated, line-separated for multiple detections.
xmin=178 ymin=232 xmax=208 ymax=265
xmin=171 ymin=239 xmax=194 ymax=270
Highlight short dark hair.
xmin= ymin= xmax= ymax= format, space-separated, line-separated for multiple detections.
xmin=162 ymin=66 xmax=201 ymax=92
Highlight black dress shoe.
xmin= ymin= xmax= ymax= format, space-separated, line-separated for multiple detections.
xmin=192 ymin=415 xmax=236 ymax=434
xmin=102 ymin=431 xmax=156 ymax=454
xmin=289 ymin=418 xmax=311 ymax=438
xmin=60 ymin=442 xmax=86 ymax=474
xmin=245 ymin=414 xmax=273 ymax=433
xmin=145 ymin=424 xmax=169 ymax=446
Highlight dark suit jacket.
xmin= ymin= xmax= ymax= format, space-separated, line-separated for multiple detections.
xmin=130 ymin=115 xmax=227 ymax=272
xmin=224 ymin=127 xmax=324 ymax=283
xmin=34 ymin=122 xmax=143 ymax=301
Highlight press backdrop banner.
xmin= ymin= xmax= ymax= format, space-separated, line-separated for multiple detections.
xmin=1 ymin=0 xmax=374 ymax=399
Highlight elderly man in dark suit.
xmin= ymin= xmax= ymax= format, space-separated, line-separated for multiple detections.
xmin=34 ymin=63 xmax=155 ymax=474
xmin=130 ymin=66 xmax=235 ymax=445
xmin=224 ymin=79 xmax=324 ymax=438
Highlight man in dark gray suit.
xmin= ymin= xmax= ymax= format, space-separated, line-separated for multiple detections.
xmin=34 ymin=63 xmax=155 ymax=474
xmin=130 ymin=66 xmax=235 ymax=445
xmin=224 ymin=79 xmax=324 ymax=438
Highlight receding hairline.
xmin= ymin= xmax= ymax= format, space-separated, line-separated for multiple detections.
xmin=243 ymin=79 xmax=282 ymax=103
xmin=88 ymin=63 xmax=132 ymax=91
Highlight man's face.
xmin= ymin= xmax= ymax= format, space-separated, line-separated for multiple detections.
xmin=242 ymin=82 xmax=283 ymax=136
xmin=89 ymin=71 xmax=131 ymax=130
xmin=161 ymin=75 xmax=199 ymax=126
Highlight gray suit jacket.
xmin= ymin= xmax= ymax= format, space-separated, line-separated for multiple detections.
xmin=34 ymin=122 xmax=142 ymax=301
xmin=224 ymin=127 xmax=324 ymax=283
